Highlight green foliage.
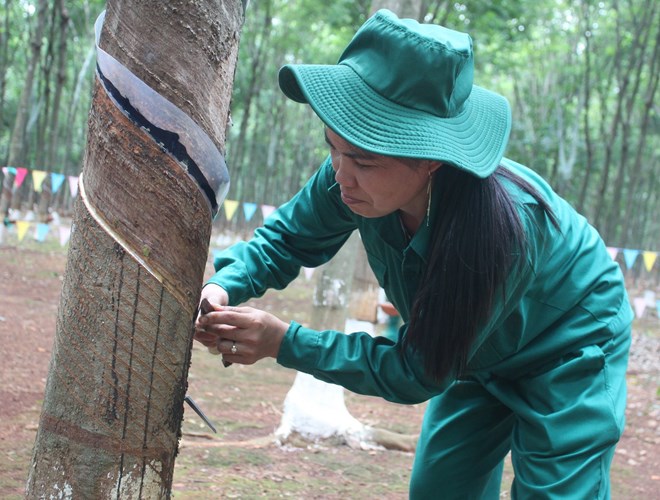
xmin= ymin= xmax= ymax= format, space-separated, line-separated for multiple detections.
xmin=1 ymin=0 xmax=657 ymax=249
xmin=0 ymin=0 xmax=105 ymax=173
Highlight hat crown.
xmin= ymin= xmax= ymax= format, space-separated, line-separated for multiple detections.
xmin=338 ymin=10 xmax=474 ymax=118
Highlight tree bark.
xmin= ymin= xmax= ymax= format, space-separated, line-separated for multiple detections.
xmin=26 ymin=1 xmax=242 ymax=497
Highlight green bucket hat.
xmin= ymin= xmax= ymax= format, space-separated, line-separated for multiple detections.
xmin=278 ymin=9 xmax=511 ymax=178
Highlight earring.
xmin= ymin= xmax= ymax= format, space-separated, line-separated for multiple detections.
xmin=426 ymin=171 xmax=433 ymax=227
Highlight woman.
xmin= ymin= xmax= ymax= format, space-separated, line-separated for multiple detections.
xmin=195 ymin=10 xmax=632 ymax=499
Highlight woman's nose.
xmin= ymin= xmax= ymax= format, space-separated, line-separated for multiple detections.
xmin=333 ymin=157 xmax=356 ymax=187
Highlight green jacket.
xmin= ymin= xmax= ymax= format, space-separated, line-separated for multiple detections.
xmin=207 ymin=157 xmax=633 ymax=404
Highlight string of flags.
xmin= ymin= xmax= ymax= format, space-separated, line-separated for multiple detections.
xmin=606 ymin=247 xmax=658 ymax=273
xmin=2 ymin=167 xmax=659 ymax=321
xmin=1 ymin=166 xmax=80 ymax=198
xmin=1 ymin=167 xmax=274 ymax=223
xmin=2 ymin=218 xmax=659 ymax=321
xmin=0 ymin=217 xmax=72 ymax=246
xmin=221 ymin=199 xmax=277 ymax=222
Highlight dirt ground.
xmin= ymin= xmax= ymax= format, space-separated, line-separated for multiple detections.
xmin=1 ymin=242 xmax=659 ymax=498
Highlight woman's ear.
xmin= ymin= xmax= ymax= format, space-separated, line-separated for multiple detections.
xmin=425 ymin=160 xmax=443 ymax=174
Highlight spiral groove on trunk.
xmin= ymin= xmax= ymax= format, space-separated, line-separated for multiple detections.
xmin=27 ymin=1 xmax=242 ymax=497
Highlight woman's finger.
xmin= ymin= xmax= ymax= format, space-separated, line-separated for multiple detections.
xmin=217 ymin=338 xmax=250 ymax=363
xmin=204 ymin=308 xmax=258 ymax=329
xmin=194 ymin=330 xmax=217 ymax=343
xmin=201 ymin=322 xmax=239 ymax=339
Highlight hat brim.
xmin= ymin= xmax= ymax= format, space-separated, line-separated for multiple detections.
xmin=279 ymin=64 xmax=511 ymax=178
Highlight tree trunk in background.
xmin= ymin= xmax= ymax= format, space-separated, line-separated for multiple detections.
xmin=26 ymin=0 xmax=243 ymax=497
xmin=0 ymin=0 xmax=12 ymax=134
xmin=309 ymin=233 xmax=359 ymax=332
xmin=277 ymin=234 xmax=417 ymax=451
xmin=231 ymin=0 xmax=272 ymax=199
xmin=46 ymin=0 xmax=69 ymax=170
xmin=276 ymin=234 xmax=364 ymax=444
xmin=37 ymin=0 xmax=69 ymax=221
xmin=0 ymin=0 xmax=48 ymax=217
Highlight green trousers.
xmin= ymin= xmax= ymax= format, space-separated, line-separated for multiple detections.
xmin=409 ymin=329 xmax=631 ymax=499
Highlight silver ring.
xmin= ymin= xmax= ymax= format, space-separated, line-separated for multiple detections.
xmin=230 ymin=341 xmax=237 ymax=355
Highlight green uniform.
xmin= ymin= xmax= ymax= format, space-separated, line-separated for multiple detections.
xmin=208 ymin=157 xmax=632 ymax=499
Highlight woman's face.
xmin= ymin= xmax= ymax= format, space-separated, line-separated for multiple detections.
xmin=325 ymin=128 xmax=439 ymax=222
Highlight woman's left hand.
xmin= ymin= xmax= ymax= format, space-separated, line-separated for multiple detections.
xmin=195 ymin=306 xmax=289 ymax=365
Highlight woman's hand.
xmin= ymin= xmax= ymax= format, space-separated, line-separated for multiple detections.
xmin=194 ymin=284 xmax=229 ymax=353
xmin=194 ymin=286 xmax=289 ymax=364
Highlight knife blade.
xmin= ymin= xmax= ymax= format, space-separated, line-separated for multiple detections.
xmin=184 ymin=395 xmax=217 ymax=433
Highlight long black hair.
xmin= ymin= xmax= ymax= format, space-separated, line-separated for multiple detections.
xmin=404 ymin=165 xmax=558 ymax=382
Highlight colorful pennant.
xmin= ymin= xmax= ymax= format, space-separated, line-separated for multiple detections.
xmin=223 ymin=199 xmax=239 ymax=221
xmin=622 ymin=249 xmax=639 ymax=269
xmin=32 ymin=170 xmax=48 ymax=192
xmin=51 ymin=172 xmax=66 ymax=194
xmin=243 ymin=202 xmax=258 ymax=222
xmin=35 ymin=222 xmax=50 ymax=242
xmin=642 ymin=252 xmax=657 ymax=272
xmin=261 ymin=204 xmax=276 ymax=220
xmin=633 ymin=297 xmax=647 ymax=319
xmin=14 ymin=168 xmax=28 ymax=188
xmin=15 ymin=220 xmax=30 ymax=241
xmin=606 ymin=247 xmax=618 ymax=261
xmin=68 ymin=176 xmax=79 ymax=198
xmin=58 ymin=225 xmax=71 ymax=246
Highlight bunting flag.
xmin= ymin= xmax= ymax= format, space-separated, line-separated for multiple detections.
xmin=642 ymin=251 xmax=657 ymax=272
xmin=35 ymin=222 xmax=50 ymax=242
xmin=303 ymin=267 xmax=315 ymax=281
xmin=32 ymin=170 xmax=48 ymax=192
xmin=16 ymin=220 xmax=30 ymax=241
xmin=622 ymin=249 xmax=639 ymax=269
xmin=14 ymin=167 xmax=29 ymax=188
xmin=606 ymin=247 xmax=619 ymax=261
xmin=261 ymin=204 xmax=276 ymax=220
xmin=643 ymin=290 xmax=656 ymax=307
xmin=243 ymin=202 xmax=258 ymax=222
xmin=68 ymin=176 xmax=79 ymax=197
xmin=51 ymin=172 xmax=66 ymax=194
xmin=2 ymin=166 xmax=78 ymax=198
xmin=632 ymin=297 xmax=647 ymax=319
xmin=223 ymin=199 xmax=239 ymax=221
xmin=58 ymin=225 xmax=71 ymax=246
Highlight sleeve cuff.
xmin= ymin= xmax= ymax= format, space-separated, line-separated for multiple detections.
xmin=276 ymin=321 xmax=321 ymax=373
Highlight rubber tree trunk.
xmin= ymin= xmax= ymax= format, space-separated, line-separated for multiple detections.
xmin=26 ymin=1 xmax=243 ymax=497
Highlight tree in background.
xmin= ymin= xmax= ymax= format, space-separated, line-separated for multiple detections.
xmin=26 ymin=0 xmax=241 ymax=496
xmin=0 ymin=0 xmax=657 ymax=250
